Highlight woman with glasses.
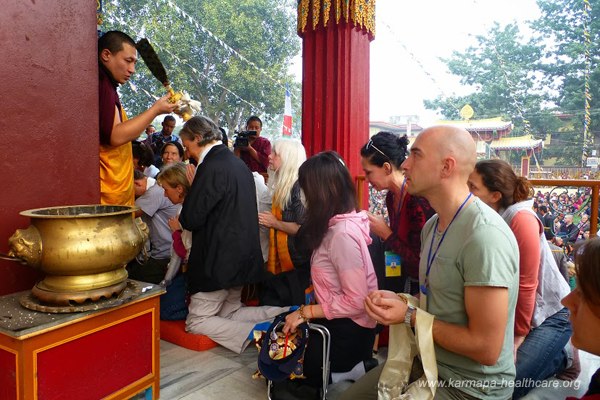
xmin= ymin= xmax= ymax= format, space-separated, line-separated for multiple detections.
xmin=360 ymin=131 xmax=434 ymax=295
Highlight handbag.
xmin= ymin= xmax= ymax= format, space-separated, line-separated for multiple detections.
xmin=258 ymin=311 xmax=310 ymax=382
xmin=377 ymin=294 xmax=437 ymax=400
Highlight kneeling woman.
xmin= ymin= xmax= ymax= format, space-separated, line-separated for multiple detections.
xmin=468 ymin=159 xmax=572 ymax=399
xmin=283 ymin=151 xmax=378 ymax=388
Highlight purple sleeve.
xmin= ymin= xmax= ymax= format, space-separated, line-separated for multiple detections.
xmin=255 ymin=137 xmax=271 ymax=171
xmin=172 ymin=230 xmax=187 ymax=259
xmin=99 ymin=70 xmax=120 ymax=145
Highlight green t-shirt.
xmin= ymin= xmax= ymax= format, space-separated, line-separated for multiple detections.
xmin=419 ymin=198 xmax=519 ymax=399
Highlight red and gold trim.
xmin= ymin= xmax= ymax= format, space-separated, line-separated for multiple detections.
xmin=0 ymin=295 xmax=160 ymax=400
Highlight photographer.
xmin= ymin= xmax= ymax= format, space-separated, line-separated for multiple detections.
xmin=234 ymin=115 xmax=271 ymax=173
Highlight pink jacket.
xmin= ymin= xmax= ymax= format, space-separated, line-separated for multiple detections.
xmin=311 ymin=210 xmax=378 ymax=328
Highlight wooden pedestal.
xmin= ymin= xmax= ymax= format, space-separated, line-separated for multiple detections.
xmin=0 ymin=285 xmax=163 ymax=400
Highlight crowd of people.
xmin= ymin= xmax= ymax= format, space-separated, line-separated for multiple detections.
xmin=98 ymin=30 xmax=599 ymax=400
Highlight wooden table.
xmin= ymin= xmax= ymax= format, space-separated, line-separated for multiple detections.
xmin=0 ymin=282 xmax=164 ymax=400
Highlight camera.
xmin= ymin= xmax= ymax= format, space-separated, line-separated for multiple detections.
xmin=233 ymin=130 xmax=257 ymax=148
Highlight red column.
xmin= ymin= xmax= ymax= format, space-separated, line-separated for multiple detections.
xmin=0 ymin=1 xmax=99 ymax=295
xmin=298 ymin=0 xmax=375 ymax=179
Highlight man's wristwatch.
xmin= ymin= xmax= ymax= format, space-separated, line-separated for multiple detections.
xmin=404 ymin=304 xmax=416 ymax=327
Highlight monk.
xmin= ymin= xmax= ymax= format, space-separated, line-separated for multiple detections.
xmin=98 ymin=30 xmax=177 ymax=205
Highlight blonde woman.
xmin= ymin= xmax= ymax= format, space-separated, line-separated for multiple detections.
xmin=156 ymin=162 xmax=190 ymax=321
xmin=258 ymin=139 xmax=310 ymax=306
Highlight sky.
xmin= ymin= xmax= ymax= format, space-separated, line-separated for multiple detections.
xmin=366 ymin=0 xmax=542 ymax=127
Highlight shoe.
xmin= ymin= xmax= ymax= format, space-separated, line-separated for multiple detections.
xmin=363 ymin=357 xmax=379 ymax=373
xmin=556 ymin=345 xmax=581 ymax=381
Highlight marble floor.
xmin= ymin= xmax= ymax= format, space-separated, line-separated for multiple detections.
xmin=147 ymin=340 xmax=599 ymax=400
xmin=150 ymin=340 xmax=355 ymax=400
xmin=155 ymin=340 xmax=273 ymax=400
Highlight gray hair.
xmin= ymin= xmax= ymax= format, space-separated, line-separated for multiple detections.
xmin=179 ymin=116 xmax=222 ymax=146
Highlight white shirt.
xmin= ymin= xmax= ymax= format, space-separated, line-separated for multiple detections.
xmin=198 ymin=141 xmax=221 ymax=164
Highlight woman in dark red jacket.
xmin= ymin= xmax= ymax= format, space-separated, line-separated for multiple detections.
xmin=360 ymin=131 xmax=434 ymax=295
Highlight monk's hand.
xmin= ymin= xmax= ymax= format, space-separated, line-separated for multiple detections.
xmin=153 ymin=94 xmax=179 ymax=114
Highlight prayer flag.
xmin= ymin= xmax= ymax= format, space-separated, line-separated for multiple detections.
xmin=282 ymin=85 xmax=292 ymax=136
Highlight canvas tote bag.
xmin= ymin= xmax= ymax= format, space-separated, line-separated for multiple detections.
xmin=377 ymin=294 xmax=437 ymax=400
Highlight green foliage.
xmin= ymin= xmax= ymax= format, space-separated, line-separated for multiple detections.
xmin=101 ymin=0 xmax=301 ymax=136
xmin=424 ymin=0 xmax=600 ymax=166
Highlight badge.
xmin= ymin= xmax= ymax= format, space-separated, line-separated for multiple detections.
xmin=385 ymin=251 xmax=402 ymax=277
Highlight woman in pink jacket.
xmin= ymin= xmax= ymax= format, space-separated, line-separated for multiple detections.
xmin=283 ymin=151 xmax=379 ymax=390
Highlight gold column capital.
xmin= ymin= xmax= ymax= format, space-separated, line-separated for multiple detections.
xmin=298 ymin=0 xmax=376 ymax=37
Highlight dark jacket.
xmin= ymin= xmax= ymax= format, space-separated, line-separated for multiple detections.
xmin=180 ymin=144 xmax=264 ymax=293
xmin=542 ymin=212 xmax=555 ymax=240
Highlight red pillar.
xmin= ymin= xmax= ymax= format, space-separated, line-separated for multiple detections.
xmin=298 ymin=0 xmax=375 ymax=180
xmin=0 ymin=1 xmax=99 ymax=295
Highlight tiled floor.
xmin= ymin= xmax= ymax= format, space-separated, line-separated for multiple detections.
xmin=150 ymin=340 xmax=599 ymax=400
xmin=152 ymin=340 xmax=355 ymax=400
xmin=155 ymin=341 xmax=266 ymax=399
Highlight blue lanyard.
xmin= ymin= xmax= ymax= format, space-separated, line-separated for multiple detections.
xmin=420 ymin=193 xmax=472 ymax=295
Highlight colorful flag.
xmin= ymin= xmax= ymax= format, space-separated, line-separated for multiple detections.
xmin=282 ymin=85 xmax=292 ymax=136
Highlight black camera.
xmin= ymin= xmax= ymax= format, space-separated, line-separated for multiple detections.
xmin=233 ymin=130 xmax=257 ymax=148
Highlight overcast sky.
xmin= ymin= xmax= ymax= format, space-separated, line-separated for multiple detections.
xmin=368 ymin=0 xmax=541 ymax=126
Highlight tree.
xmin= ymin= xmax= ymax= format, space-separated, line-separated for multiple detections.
xmin=101 ymin=0 xmax=301 ymax=135
xmin=424 ymin=0 xmax=600 ymax=166
xmin=424 ymin=23 xmax=564 ymax=164
xmin=534 ymin=0 xmax=600 ymax=164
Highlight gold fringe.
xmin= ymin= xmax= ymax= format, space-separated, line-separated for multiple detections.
xmin=298 ymin=0 xmax=375 ymax=36
xmin=312 ymin=0 xmax=321 ymax=29
xmin=298 ymin=0 xmax=310 ymax=33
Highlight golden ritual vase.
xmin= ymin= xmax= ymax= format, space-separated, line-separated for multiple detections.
xmin=7 ymin=205 xmax=148 ymax=306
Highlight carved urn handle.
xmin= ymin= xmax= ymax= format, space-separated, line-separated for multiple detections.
xmin=8 ymin=226 xmax=42 ymax=268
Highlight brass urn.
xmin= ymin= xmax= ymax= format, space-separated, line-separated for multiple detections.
xmin=8 ymin=205 xmax=148 ymax=306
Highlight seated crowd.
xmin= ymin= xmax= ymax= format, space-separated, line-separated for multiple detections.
xmin=125 ymin=115 xmax=597 ymax=400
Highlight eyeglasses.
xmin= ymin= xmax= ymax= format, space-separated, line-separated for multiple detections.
xmin=366 ymin=139 xmax=391 ymax=161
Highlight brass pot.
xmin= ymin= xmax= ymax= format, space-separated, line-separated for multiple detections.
xmin=8 ymin=205 xmax=148 ymax=304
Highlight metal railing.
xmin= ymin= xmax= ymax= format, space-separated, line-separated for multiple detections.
xmin=355 ymin=176 xmax=599 ymax=236
xmin=529 ymin=179 xmax=599 ymax=236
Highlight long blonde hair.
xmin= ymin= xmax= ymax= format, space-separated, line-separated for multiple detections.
xmin=269 ymin=139 xmax=307 ymax=209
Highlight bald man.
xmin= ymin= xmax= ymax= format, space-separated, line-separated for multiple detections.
xmin=343 ymin=126 xmax=519 ymax=400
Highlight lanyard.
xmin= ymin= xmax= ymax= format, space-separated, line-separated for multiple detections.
xmin=420 ymin=193 xmax=472 ymax=295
